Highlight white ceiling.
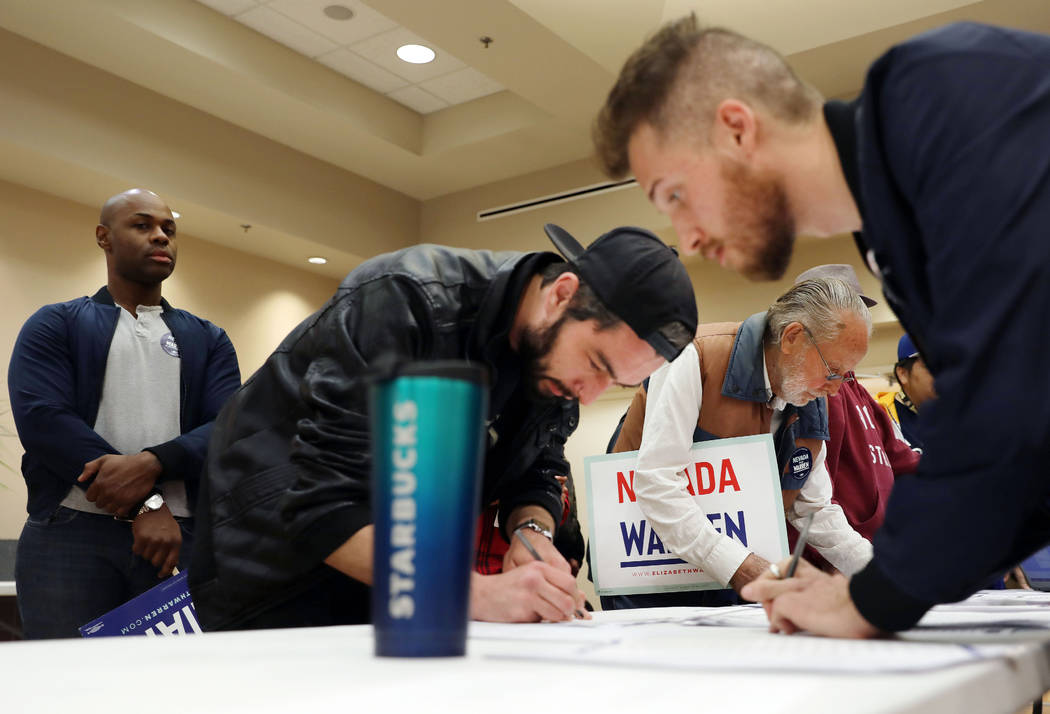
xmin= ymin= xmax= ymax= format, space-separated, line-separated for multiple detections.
xmin=198 ymin=0 xmax=505 ymax=113
xmin=0 ymin=0 xmax=1047 ymax=279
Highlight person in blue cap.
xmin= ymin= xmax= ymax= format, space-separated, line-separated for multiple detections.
xmin=876 ymin=334 xmax=936 ymax=450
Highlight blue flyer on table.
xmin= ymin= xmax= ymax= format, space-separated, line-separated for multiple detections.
xmin=79 ymin=570 xmax=201 ymax=638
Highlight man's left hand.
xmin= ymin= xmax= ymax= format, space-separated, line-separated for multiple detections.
xmin=79 ymin=452 xmax=162 ymax=516
xmin=131 ymin=505 xmax=182 ymax=578
xmin=740 ymin=558 xmax=881 ymax=638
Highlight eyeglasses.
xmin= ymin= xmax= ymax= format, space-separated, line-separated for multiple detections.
xmin=803 ymin=326 xmax=854 ymax=383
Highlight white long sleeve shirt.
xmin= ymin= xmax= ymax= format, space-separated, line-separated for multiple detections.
xmin=634 ymin=342 xmax=873 ymax=587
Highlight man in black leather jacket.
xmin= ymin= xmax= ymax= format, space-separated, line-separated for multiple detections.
xmin=190 ymin=224 xmax=697 ymax=629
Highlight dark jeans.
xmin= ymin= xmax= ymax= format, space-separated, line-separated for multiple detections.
xmin=16 ymin=506 xmax=194 ymax=639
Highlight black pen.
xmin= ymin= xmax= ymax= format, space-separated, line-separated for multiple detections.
xmin=513 ymin=529 xmax=586 ymax=619
xmin=785 ymin=512 xmax=815 ymax=578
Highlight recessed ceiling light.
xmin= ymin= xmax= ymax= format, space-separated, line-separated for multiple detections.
xmin=171 ymin=211 xmax=181 ymax=219
xmin=396 ymin=44 xmax=435 ymax=64
xmin=322 ymin=4 xmax=354 ymax=21
xmin=308 ymin=256 xmax=328 ymax=265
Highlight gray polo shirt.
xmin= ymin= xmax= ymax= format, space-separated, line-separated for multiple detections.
xmin=62 ymin=304 xmax=190 ymax=517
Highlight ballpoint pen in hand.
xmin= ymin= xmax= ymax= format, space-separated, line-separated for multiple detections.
xmin=513 ymin=528 xmax=586 ymax=619
xmin=785 ymin=512 xmax=815 ymax=578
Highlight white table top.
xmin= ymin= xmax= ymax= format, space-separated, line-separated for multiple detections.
xmin=0 ymin=581 xmax=14 ymax=597
xmin=0 ymin=605 xmax=1048 ymax=714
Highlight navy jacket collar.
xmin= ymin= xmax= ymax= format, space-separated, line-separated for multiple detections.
xmin=823 ymin=99 xmax=871 ymax=262
xmin=721 ymin=312 xmax=772 ymax=403
xmin=721 ymin=311 xmax=829 ymax=439
xmin=91 ymin=285 xmax=172 ymax=312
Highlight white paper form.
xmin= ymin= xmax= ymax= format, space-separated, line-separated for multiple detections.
xmin=680 ymin=604 xmax=771 ymax=628
xmin=895 ymin=595 xmax=1050 ymax=643
xmin=468 ymin=606 xmax=730 ymax=647
xmin=489 ymin=624 xmax=1022 ymax=674
xmin=469 ymin=605 xmax=761 ymax=642
xmin=477 ymin=598 xmax=1049 ymax=674
xmin=958 ymin=589 xmax=1050 ymax=607
xmin=469 ymin=620 xmax=624 ymax=645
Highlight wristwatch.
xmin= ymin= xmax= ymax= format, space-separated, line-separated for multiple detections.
xmin=136 ymin=491 xmax=165 ymax=518
xmin=513 ymin=518 xmax=553 ymax=541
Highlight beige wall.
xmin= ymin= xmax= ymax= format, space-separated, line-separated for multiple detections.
xmin=0 ymin=25 xmax=419 ymax=280
xmin=0 ymin=181 xmax=340 ymax=539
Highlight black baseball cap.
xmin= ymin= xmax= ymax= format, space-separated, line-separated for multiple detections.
xmin=543 ymin=223 xmax=698 ymax=361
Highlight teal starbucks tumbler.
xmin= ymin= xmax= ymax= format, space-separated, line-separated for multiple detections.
xmin=369 ymin=361 xmax=488 ymax=657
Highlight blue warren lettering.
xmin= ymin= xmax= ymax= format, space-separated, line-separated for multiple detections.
xmin=619 ymin=512 xmax=748 ymax=557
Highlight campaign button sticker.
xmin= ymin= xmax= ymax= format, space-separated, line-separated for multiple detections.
xmin=789 ymin=447 xmax=811 ymax=482
xmin=160 ymin=332 xmax=180 ymax=358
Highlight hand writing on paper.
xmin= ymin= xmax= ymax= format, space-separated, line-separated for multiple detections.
xmin=469 ymin=563 xmax=589 ymax=622
xmin=740 ymin=559 xmax=880 ymax=638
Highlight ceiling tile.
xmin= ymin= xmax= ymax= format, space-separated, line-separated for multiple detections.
xmin=195 ymin=0 xmax=260 ymax=15
xmin=350 ymin=27 xmax=465 ymax=83
xmin=420 ymin=67 xmax=504 ymax=105
xmin=386 ymin=86 xmax=448 ymax=114
xmin=264 ymin=0 xmax=397 ymax=45
xmin=317 ymin=49 xmax=409 ymax=93
xmin=237 ymin=5 xmax=338 ymax=58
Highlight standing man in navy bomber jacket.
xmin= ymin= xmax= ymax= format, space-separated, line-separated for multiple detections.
xmin=594 ymin=18 xmax=1050 ymax=635
xmin=8 ymin=189 xmax=241 ymax=638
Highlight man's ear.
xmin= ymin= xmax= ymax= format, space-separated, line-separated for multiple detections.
xmin=96 ymin=224 xmax=110 ymax=251
xmin=778 ymin=321 xmax=807 ymax=356
xmin=543 ymin=271 xmax=580 ymax=321
xmin=712 ymin=98 xmax=758 ymax=159
xmin=895 ymin=364 xmax=908 ymax=388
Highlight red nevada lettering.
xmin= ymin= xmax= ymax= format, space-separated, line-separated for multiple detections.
xmin=719 ymin=458 xmax=741 ymax=492
xmin=617 ymin=470 xmax=636 ymax=503
xmin=695 ymin=461 xmax=716 ymax=495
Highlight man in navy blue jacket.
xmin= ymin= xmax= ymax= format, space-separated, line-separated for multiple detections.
xmin=594 ymin=18 xmax=1050 ymax=635
xmin=7 ymin=189 xmax=241 ymax=638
